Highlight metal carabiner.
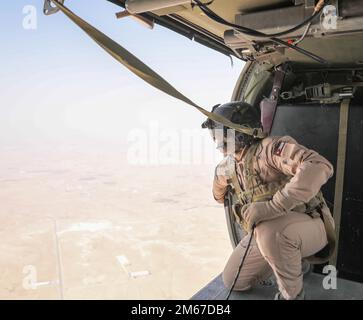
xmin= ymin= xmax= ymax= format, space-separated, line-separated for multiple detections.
xmin=43 ymin=0 xmax=65 ymax=16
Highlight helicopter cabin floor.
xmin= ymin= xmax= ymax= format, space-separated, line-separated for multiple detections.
xmin=191 ymin=273 xmax=363 ymax=300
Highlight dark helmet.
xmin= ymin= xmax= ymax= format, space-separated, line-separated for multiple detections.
xmin=201 ymin=101 xmax=262 ymax=152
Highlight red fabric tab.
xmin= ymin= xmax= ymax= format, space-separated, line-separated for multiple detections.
xmin=274 ymin=141 xmax=286 ymax=156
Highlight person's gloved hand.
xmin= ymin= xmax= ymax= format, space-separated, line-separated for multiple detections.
xmin=239 ymin=200 xmax=284 ymax=231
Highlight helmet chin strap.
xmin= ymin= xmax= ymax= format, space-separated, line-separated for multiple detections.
xmin=218 ymin=139 xmax=248 ymax=156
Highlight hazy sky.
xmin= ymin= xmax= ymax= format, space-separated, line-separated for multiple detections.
xmin=0 ymin=0 xmax=244 ymax=148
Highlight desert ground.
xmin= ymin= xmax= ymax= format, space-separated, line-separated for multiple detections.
xmin=0 ymin=145 xmax=231 ymax=299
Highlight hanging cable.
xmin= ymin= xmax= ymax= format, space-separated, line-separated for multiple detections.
xmin=193 ymin=0 xmax=327 ymax=38
xmin=192 ymin=0 xmax=329 ymax=64
xmin=226 ymin=226 xmax=255 ymax=300
xmin=293 ymin=22 xmax=312 ymax=45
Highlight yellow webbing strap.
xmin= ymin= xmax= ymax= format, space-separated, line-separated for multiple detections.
xmin=49 ymin=0 xmax=266 ymax=139
xmin=330 ymin=98 xmax=350 ymax=266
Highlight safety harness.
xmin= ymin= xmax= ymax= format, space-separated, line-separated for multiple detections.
xmin=224 ymin=141 xmax=336 ymax=264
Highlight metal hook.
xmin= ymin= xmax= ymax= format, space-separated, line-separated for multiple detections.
xmin=43 ymin=0 xmax=65 ymax=16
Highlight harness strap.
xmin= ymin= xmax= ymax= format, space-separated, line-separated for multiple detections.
xmin=330 ymin=98 xmax=350 ymax=266
xmin=225 ymin=156 xmax=244 ymax=203
xmin=260 ymin=64 xmax=288 ymax=134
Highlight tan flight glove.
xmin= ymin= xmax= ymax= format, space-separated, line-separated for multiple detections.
xmin=239 ymin=200 xmax=285 ymax=232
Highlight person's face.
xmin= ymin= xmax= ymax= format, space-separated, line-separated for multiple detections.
xmin=209 ymin=127 xmax=237 ymax=156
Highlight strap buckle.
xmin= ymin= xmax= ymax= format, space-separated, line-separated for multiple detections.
xmin=44 ymin=0 xmax=64 ymax=16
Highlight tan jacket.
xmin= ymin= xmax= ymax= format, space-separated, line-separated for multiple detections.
xmin=213 ymin=136 xmax=334 ymax=222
